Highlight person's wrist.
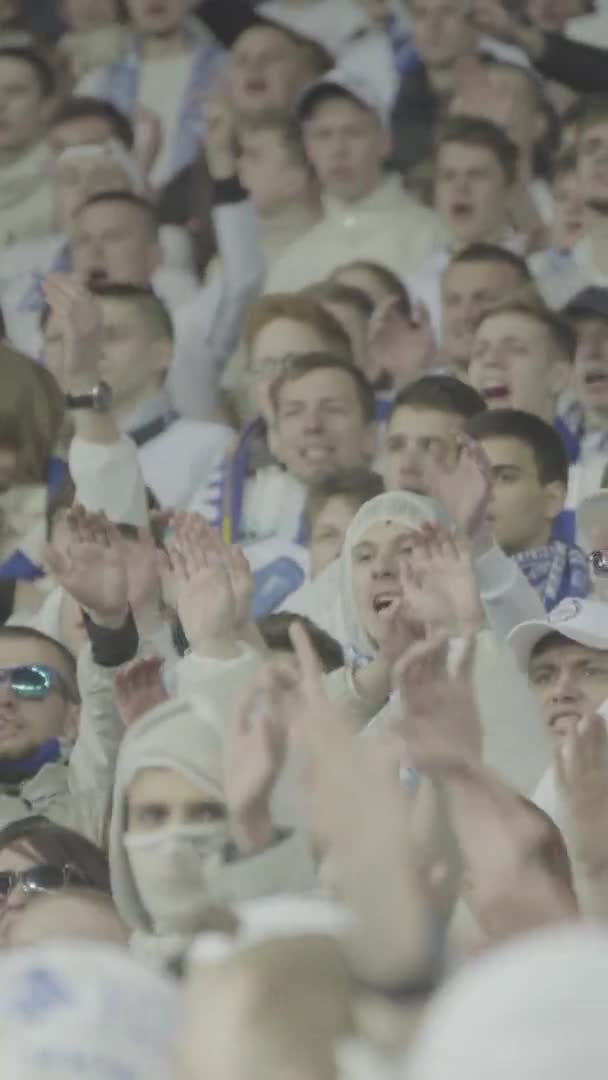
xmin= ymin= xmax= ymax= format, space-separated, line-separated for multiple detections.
xmin=207 ymin=153 xmax=237 ymax=181
xmin=230 ymin=803 xmax=274 ymax=854
xmin=188 ymin=634 xmax=241 ymax=660
xmin=84 ymin=607 xmax=130 ymax=629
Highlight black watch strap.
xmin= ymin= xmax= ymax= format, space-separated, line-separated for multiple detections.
xmin=65 ymin=381 xmax=112 ymax=412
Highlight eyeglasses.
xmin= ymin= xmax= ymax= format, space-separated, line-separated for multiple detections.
xmin=0 ymin=665 xmax=79 ymax=704
xmin=0 ymin=863 xmax=88 ymax=902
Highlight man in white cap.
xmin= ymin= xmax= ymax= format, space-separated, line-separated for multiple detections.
xmin=508 ymin=595 xmax=608 ymax=914
xmin=265 ymin=70 xmax=444 ymax=293
xmin=509 ymin=596 xmax=608 ymax=747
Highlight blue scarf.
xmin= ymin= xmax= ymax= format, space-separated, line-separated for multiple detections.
xmin=514 ymin=540 xmax=591 ymax=612
xmin=97 ymin=27 xmax=225 ymax=183
xmin=0 ymin=738 xmax=62 ymax=784
xmin=383 ymin=15 xmax=417 ymax=75
xmin=0 ymin=457 xmax=69 ymax=581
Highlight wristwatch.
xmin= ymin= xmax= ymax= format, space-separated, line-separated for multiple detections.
xmin=65 ymin=381 xmax=113 ymax=413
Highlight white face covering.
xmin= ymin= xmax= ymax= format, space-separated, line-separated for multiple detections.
xmin=123 ymin=822 xmax=229 ymax=935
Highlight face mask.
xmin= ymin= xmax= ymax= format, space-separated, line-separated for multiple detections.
xmin=123 ymin=822 xmax=229 ymax=935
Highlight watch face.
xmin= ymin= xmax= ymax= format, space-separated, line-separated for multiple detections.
xmin=94 ymin=381 xmax=113 ymax=412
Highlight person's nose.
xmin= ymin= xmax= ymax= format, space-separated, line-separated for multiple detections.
xmin=371 ymin=552 xmax=397 ymax=580
xmin=302 ymin=407 xmax=325 ymax=433
xmin=550 ymin=668 xmax=581 ymax=704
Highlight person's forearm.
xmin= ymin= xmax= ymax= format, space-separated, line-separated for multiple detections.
xmin=473 ymin=531 xmax=544 ymax=640
xmin=533 ymin=31 xmax=608 ymax=93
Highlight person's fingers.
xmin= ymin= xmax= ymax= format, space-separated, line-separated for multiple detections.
xmin=167 ymin=541 xmax=187 ymax=580
xmin=42 ymin=544 xmax=68 ymax=578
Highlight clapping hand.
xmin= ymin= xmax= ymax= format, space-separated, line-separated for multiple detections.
xmin=556 ymin=713 xmax=608 ymax=878
xmin=367 ymin=296 xmax=436 ymax=389
xmin=224 ymin=661 xmax=293 ymax=853
xmin=165 ymin=513 xmax=253 ymax=656
xmin=287 ymin=622 xmax=433 ymax=985
xmin=203 ymin=85 xmax=237 ymax=181
xmin=114 ymin=656 xmax=169 ymax=728
xmin=44 ymin=504 xmax=129 ymax=628
xmin=394 ymin=630 xmax=482 ymax=771
xmin=399 ymin=524 xmax=484 ymax=638
xmin=42 ymin=274 xmax=102 ymax=393
xmin=423 ymin=435 xmax=493 ymax=543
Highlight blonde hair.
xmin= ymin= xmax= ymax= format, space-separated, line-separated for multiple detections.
xmin=244 ymin=292 xmax=353 ymax=361
xmin=0 ymin=343 xmax=65 ymax=484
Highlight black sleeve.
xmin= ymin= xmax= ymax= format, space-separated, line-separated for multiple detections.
xmin=211 ymin=176 xmax=249 ymax=205
xmin=197 ymin=0 xmax=261 ymax=48
xmin=535 ymin=32 xmax=608 ymax=94
xmin=82 ymin=609 xmax=139 ymax=668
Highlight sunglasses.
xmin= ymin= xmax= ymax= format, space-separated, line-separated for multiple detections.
xmin=588 ymin=551 xmax=608 ymax=576
xmin=0 ymin=863 xmax=88 ymax=902
xmin=0 ymin=665 xmax=79 ymax=704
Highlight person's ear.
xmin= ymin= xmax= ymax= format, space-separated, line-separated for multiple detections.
xmin=541 ymin=480 xmax=567 ymax=525
xmin=151 ymin=338 xmax=172 ymax=384
xmin=63 ymin=702 xmax=80 ymax=742
xmin=379 ymin=124 xmax=392 ymax=163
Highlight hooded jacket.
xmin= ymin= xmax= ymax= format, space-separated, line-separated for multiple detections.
xmin=328 ymin=493 xmax=549 ymax=795
xmin=110 ymin=695 xmax=316 ymax=963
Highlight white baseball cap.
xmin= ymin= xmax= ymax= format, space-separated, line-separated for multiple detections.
xmin=297 ymin=68 xmax=390 ymax=130
xmin=508 ymin=597 xmax=608 ymax=672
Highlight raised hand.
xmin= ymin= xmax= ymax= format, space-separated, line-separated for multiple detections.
xmin=166 ymin=513 xmax=238 ymax=655
xmin=114 ymin=656 xmax=168 ymax=728
xmin=42 ymin=274 xmax=102 ymax=392
xmin=224 ymin=663 xmax=292 ymax=853
xmin=394 ymin=631 xmax=482 ymax=770
xmin=555 ymin=714 xmax=608 ymax=877
xmin=288 ymin=622 xmax=433 ymax=985
xmin=43 ymin=504 xmax=129 ymax=627
xmin=367 ymin=296 xmax=436 ymax=389
xmin=204 ymin=86 xmax=237 ymax=181
xmin=225 ymin=544 xmax=254 ymax=630
xmin=400 ymin=524 xmax=484 ymax=637
xmin=470 ymin=0 xmax=543 ymax=56
xmin=423 ymin=435 xmax=493 ymax=542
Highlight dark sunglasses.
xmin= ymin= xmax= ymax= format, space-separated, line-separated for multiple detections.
xmin=0 ymin=665 xmax=79 ymax=704
xmin=0 ymin=863 xmax=88 ymax=902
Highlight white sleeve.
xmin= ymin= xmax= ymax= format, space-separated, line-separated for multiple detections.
xmin=474 ymin=541 xmax=545 ymax=641
xmin=69 ymin=434 xmax=149 ymax=527
xmin=167 ymin=199 xmax=265 ymax=421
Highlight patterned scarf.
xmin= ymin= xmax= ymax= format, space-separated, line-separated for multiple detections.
xmin=0 ymin=738 xmax=62 ymax=784
xmin=97 ymin=22 xmax=225 ymax=183
xmin=514 ymin=540 xmax=591 ymax=612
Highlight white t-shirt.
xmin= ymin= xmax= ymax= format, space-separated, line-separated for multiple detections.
xmin=79 ymin=52 xmax=193 ymax=188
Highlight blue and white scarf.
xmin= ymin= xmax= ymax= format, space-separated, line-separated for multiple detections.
xmin=514 ymin=540 xmax=591 ymax=612
xmin=96 ymin=22 xmax=225 ymax=183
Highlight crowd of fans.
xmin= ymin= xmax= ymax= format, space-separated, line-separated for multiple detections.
xmin=4 ymin=0 xmax=608 ymax=1076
